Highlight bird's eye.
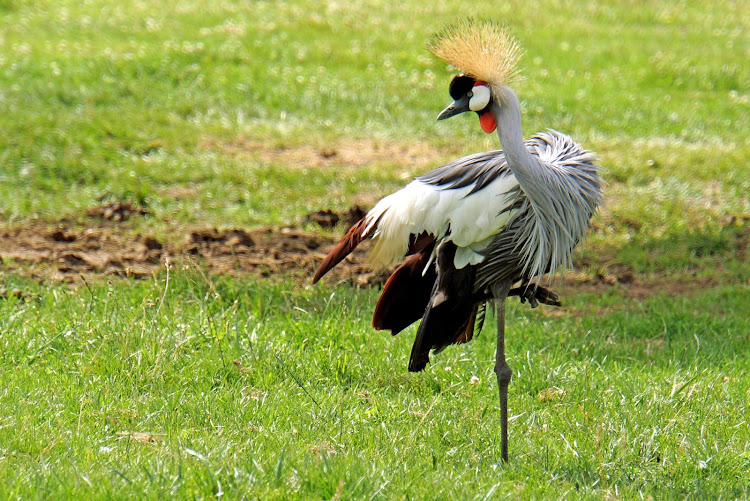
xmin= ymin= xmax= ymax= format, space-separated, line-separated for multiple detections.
xmin=467 ymin=91 xmax=474 ymax=98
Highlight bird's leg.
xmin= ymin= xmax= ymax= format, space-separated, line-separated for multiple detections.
xmin=492 ymin=279 xmax=513 ymax=463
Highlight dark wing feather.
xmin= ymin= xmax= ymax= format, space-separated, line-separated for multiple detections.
xmin=312 ymin=217 xmax=370 ymax=284
xmin=372 ymin=241 xmax=436 ymax=335
xmin=417 ymin=150 xmax=509 ymax=196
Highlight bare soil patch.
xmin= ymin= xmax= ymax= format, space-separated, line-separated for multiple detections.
xmin=0 ymin=206 xmax=743 ymax=301
xmin=305 ymin=205 xmax=367 ymax=229
xmin=0 ymin=222 xmax=387 ymax=286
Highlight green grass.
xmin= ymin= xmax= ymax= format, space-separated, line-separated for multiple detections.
xmin=0 ymin=0 xmax=749 ymax=498
xmin=1 ymin=273 xmax=748 ymax=499
xmin=0 ymin=0 xmax=748 ymax=229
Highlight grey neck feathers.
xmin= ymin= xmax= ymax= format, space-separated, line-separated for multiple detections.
xmin=491 ymin=86 xmax=532 ymax=172
xmin=490 ymin=85 xmax=551 ymax=208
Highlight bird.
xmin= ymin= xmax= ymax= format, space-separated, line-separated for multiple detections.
xmin=313 ymin=19 xmax=603 ymax=462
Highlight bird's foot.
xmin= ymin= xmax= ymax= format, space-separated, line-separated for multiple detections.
xmin=509 ymin=284 xmax=562 ymax=308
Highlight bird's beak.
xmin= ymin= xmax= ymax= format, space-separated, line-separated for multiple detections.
xmin=437 ymin=95 xmax=471 ymax=121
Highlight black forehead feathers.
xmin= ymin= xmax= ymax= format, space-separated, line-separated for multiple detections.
xmin=448 ymin=74 xmax=476 ymax=100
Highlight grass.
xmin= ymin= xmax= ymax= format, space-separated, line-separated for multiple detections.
xmin=0 ymin=0 xmax=748 ymax=498
xmin=1 ymin=273 xmax=748 ymax=499
xmin=0 ymin=0 xmax=748 ymax=228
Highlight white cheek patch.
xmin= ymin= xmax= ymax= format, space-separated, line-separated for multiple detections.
xmin=468 ymin=85 xmax=491 ymax=111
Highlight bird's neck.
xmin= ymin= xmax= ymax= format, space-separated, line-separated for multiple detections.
xmin=491 ymin=86 xmax=559 ymax=219
xmin=490 ymin=86 xmax=533 ymax=169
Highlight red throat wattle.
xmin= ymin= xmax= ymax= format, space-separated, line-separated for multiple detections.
xmin=479 ymin=112 xmax=497 ymax=133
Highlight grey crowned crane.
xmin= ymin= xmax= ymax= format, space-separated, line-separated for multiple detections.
xmin=313 ymin=20 xmax=603 ymax=462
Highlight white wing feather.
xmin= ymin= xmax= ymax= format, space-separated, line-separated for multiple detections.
xmin=363 ymin=174 xmax=518 ymax=268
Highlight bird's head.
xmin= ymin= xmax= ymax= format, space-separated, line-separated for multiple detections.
xmin=428 ymin=19 xmax=522 ymax=134
xmin=437 ymin=74 xmax=496 ymax=133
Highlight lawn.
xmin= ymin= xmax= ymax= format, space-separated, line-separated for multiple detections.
xmin=0 ymin=0 xmax=748 ymax=498
xmin=1 ymin=274 xmax=748 ymax=499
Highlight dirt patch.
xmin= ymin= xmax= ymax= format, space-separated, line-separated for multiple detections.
xmin=304 ymin=209 xmax=341 ymax=229
xmin=200 ymin=137 xmax=449 ymax=169
xmin=0 ymin=211 xmax=743 ymax=299
xmin=0 ymin=222 xmax=387 ymax=286
xmin=305 ymin=205 xmax=366 ymax=229
xmin=1 ymin=225 xmax=164 ymax=279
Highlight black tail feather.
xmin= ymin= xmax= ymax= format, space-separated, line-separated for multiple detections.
xmin=407 ymin=242 xmax=480 ymax=372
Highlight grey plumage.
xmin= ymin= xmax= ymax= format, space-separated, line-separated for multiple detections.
xmin=418 ymin=150 xmax=507 ymax=195
xmin=505 ymin=131 xmax=602 ymax=284
xmin=483 ymin=130 xmax=602 ymax=288
xmin=419 ymin=129 xmax=603 ymax=290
